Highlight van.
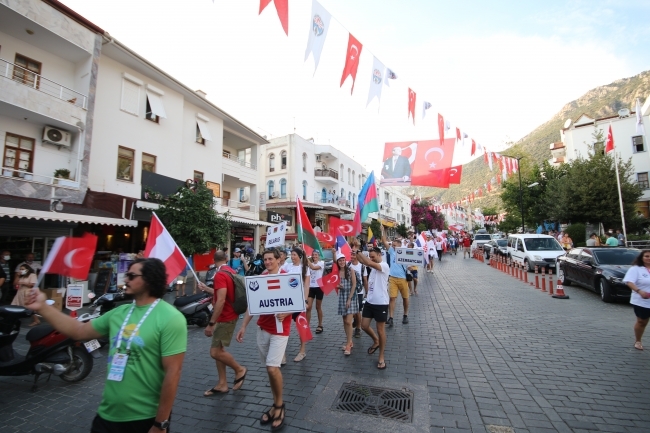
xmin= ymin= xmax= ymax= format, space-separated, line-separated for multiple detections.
xmin=507 ymin=234 xmax=565 ymax=271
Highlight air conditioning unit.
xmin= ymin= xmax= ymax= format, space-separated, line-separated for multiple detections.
xmin=43 ymin=127 xmax=72 ymax=147
xmin=271 ymin=191 xmax=279 ymax=198
xmin=240 ymin=195 xmax=249 ymax=202
xmin=316 ymin=155 xmax=322 ymax=162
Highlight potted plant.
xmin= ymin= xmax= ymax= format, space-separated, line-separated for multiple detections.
xmin=53 ymin=168 xmax=71 ymax=180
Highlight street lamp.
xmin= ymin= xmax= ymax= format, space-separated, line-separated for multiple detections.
xmin=502 ymin=155 xmax=525 ymax=233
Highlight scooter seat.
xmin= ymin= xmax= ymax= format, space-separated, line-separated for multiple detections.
xmin=173 ymin=293 xmax=209 ymax=307
xmin=25 ymin=324 xmax=55 ymax=342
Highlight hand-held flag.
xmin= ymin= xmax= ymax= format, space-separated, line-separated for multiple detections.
xmin=145 ymin=213 xmax=190 ymax=285
xmin=296 ymin=197 xmax=324 ymax=256
xmin=38 ymin=233 xmax=97 ymax=283
xmin=318 ymin=262 xmax=339 ymax=295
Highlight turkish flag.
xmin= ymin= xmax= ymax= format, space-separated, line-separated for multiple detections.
xmin=479 ymin=188 xmax=483 ymax=197
xmin=316 ymin=231 xmax=335 ymax=246
xmin=410 ymin=138 xmax=456 ymax=187
xmin=145 ymin=213 xmax=188 ymax=284
xmin=456 ymin=127 xmax=461 ymax=142
xmin=40 ymin=233 xmax=97 ymax=280
xmin=408 ymin=88 xmax=416 ymax=124
xmin=605 ymin=125 xmax=615 ymax=153
xmin=340 ymin=33 xmax=363 ymax=94
xmin=259 ymin=0 xmax=289 ymax=35
xmin=471 ymin=139 xmax=476 ymax=156
xmin=487 ymin=182 xmax=492 ymax=192
xmin=483 ymin=151 xmax=488 ymax=164
xmin=318 ymin=262 xmax=339 ymax=296
xmin=438 ymin=114 xmax=445 ymax=145
xmin=426 ymin=168 xmax=451 ymax=188
xmin=294 ymin=312 xmax=313 ymax=343
xmin=449 ymin=165 xmax=462 ymax=184
xmin=497 ymin=173 xmax=502 ymax=184
xmin=329 ymin=216 xmax=355 ymax=236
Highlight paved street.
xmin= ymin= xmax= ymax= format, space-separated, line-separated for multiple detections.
xmin=2 ymin=252 xmax=650 ymax=433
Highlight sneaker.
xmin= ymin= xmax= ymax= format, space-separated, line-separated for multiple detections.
xmin=402 ymin=315 xmax=409 ymax=324
xmin=387 ymin=317 xmax=394 ymax=327
xmin=354 ymin=328 xmax=361 ymax=338
xmin=352 ymin=317 xmax=358 ymax=329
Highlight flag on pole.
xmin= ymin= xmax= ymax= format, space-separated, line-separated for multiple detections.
xmin=414 ymin=232 xmax=429 ymax=265
xmin=296 ymin=197 xmax=323 ymax=256
xmin=145 ymin=213 xmax=188 ymax=285
xmin=304 ymin=0 xmax=331 ymax=74
xmin=294 ymin=312 xmax=313 ymax=342
xmin=334 ymin=228 xmax=351 ymax=261
xmin=353 ymin=171 xmax=379 ymax=234
xmin=259 ymin=0 xmax=289 ymax=35
xmin=605 ymin=124 xmax=615 ymax=153
xmin=39 ymin=233 xmax=97 ymax=281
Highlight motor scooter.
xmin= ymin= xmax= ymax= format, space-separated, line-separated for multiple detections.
xmin=173 ymin=292 xmax=212 ymax=327
xmin=0 ymin=304 xmax=95 ymax=391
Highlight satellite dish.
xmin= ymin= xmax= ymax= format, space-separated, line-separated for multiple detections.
xmin=563 ymin=119 xmax=572 ymax=129
xmin=618 ymin=108 xmax=630 ymax=118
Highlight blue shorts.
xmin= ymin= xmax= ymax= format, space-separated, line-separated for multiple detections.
xmin=410 ymin=270 xmax=418 ymax=279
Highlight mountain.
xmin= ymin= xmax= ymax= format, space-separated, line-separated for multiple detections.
xmin=413 ymin=70 xmax=650 ymax=210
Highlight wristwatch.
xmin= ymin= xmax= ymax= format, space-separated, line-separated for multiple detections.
xmin=153 ymin=420 xmax=170 ymax=430
xmin=208 ymin=322 xmax=215 ymax=326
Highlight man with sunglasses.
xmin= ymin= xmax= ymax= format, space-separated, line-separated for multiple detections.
xmin=24 ymin=258 xmax=187 ymax=433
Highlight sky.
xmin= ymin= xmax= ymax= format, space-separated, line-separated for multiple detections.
xmin=61 ymin=0 xmax=650 ymax=174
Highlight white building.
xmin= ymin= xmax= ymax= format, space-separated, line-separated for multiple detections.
xmin=370 ymin=185 xmax=413 ymax=236
xmin=551 ymin=97 xmax=650 ymax=216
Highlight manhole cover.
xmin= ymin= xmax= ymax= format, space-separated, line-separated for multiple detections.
xmin=331 ymin=381 xmax=414 ymax=423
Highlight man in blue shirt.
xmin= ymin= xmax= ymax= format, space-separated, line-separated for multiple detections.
xmin=228 ymin=248 xmax=249 ymax=276
xmin=381 ymin=227 xmax=410 ymax=326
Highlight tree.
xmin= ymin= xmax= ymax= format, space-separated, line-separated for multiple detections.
xmin=497 ymin=214 xmax=520 ymax=234
xmin=156 ymin=180 xmax=231 ymax=256
xmin=410 ymin=200 xmax=445 ymax=231
xmin=396 ymin=223 xmax=408 ymax=237
xmin=369 ymin=219 xmax=382 ymax=240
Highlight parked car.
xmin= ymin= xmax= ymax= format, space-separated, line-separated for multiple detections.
xmin=471 ymin=233 xmax=492 ymax=251
xmin=483 ymin=239 xmax=508 ymax=260
xmin=491 ymin=233 xmax=503 ymax=240
xmin=321 ymin=249 xmax=334 ymax=274
xmin=507 ymin=234 xmax=565 ymax=271
xmin=558 ymin=247 xmax=638 ymax=302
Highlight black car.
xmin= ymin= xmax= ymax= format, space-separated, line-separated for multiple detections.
xmin=483 ymin=239 xmax=508 ymax=260
xmin=558 ymin=247 xmax=639 ymax=302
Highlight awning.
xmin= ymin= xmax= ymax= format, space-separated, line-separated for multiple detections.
xmin=230 ymin=216 xmax=272 ymax=226
xmin=146 ymin=90 xmax=167 ymax=118
xmin=135 ymin=200 xmax=160 ymax=210
xmin=196 ymin=119 xmax=212 ymax=141
xmin=0 ymin=207 xmax=138 ymax=227
xmin=381 ymin=220 xmax=396 ymax=227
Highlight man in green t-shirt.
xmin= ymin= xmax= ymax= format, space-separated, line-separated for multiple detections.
xmin=25 ymin=258 xmax=187 ymax=433
xmin=606 ymin=233 xmax=619 ymax=247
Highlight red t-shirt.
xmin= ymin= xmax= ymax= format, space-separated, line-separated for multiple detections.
xmin=462 ymin=238 xmax=471 ymax=247
xmin=256 ymin=269 xmax=291 ymax=336
xmin=213 ymin=265 xmax=238 ymax=322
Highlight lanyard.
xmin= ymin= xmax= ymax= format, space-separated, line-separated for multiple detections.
xmin=115 ymin=299 xmax=160 ymax=353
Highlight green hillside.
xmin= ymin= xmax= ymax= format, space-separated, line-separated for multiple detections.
xmin=412 ymin=70 xmax=650 ymax=210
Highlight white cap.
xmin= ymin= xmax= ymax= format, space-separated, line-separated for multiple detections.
xmin=336 ymin=252 xmax=346 ymax=261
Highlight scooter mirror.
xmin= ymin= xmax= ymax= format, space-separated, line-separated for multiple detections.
xmin=87 ymin=293 xmax=96 ymax=300
xmin=45 ymin=299 xmax=55 ymax=306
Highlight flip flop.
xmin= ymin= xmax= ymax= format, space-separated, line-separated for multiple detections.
xmin=232 ymin=368 xmax=247 ymax=391
xmin=367 ymin=344 xmax=379 ymax=355
xmin=203 ymin=387 xmax=228 ymax=396
xmin=635 ymin=341 xmax=643 ymax=350
xmin=377 ymin=361 xmax=387 ymax=370
xmin=294 ymin=352 xmax=306 ymax=362
xmin=315 ymin=325 xmax=324 ymax=334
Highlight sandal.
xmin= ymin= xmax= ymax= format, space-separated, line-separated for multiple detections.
xmin=341 ymin=342 xmax=354 ymax=350
xmin=315 ymin=325 xmax=324 ymax=334
xmin=635 ymin=341 xmax=644 ymax=351
xmin=344 ymin=344 xmax=352 ymax=356
xmin=232 ymin=368 xmax=247 ymax=391
xmin=260 ymin=404 xmax=280 ymax=425
xmin=203 ymin=387 xmax=228 ymax=396
xmin=294 ymin=352 xmax=306 ymax=362
xmin=367 ymin=344 xmax=379 ymax=355
xmin=271 ymin=403 xmax=286 ymax=431
xmin=377 ymin=361 xmax=387 ymax=370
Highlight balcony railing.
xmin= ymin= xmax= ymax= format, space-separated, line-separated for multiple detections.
xmin=313 ymin=193 xmax=354 ymax=209
xmin=1 ymin=166 xmax=79 ymax=188
xmin=220 ymin=198 xmax=256 ymax=213
xmin=314 ymin=168 xmax=338 ymax=179
xmin=1 ymin=58 xmax=87 ymax=109
xmin=222 ymin=151 xmax=257 ymax=170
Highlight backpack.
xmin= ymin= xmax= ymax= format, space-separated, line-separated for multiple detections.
xmin=218 ymin=270 xmax=248 ymax=315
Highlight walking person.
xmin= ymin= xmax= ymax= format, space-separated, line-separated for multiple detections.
xmin=354 ymin=248 xmax=390 ymax=369
xmin=381 ymin=228 xmax=410 ymax=326
xmin=407 ymin=242 xmax=419 ymax=296
xmin=203 ymin=251 xmax=247 ymax=396
xmin=12 ymin=264 xmax=39 ymax=326
xmin=25 ymin=258 xmax=187 ymax=433
xmin=335 ymin=252 xmax=358 ymax=355
xmin=14 ymin=252 xmax=42 ymax=281
xmin=624 ymin=250 xmax=650 ymax=351
xmin=435 ymin=236 xmax=444 ymax=262
xmin=426 ymin=234 xmax=437 ymax=272
xmin=281 ymin=247 xmax=311 ymax=362
xmin=228 ymin=248 xmax=249 ymax=276
xmin=561 ymin=233 xmax=573 ymax=251
xmin=617 ymin=229 xmax=626 ymax=246
xmin=606 ymin=232 xmax=618 ymax=247
xmin=348 ymin=244 xmax=367 ymax=338
xmin=306 ymin=250 xmax=325 ymax=335
xmin=462 ymin=235 xmax=472 ymax=259
xmin=236 ymin=249 xmax=291 ymax=431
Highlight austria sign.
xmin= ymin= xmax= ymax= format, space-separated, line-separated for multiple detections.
xmin=395 ymin=248 xmax=425 ymax=266
xmin=245 ymin=273 xmax=305 ymax=315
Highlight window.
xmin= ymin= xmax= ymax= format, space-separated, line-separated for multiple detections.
xmin=340 ymin=164 xmax=344 ymax=182
xmin=633 ymin=136 xmax=645 ymax=153
xmin=13 ymin=54 xmax=41 ymax=88
xmin=3 ymin=133 xmax=35 ymax=175
xmin=352 ymin=193 xmax=356 ymax=209
xmin=302 ymin=181 xmax=308 ymax=200
xmin=340 ymin=188 xmax=345 ymax=199
xmin=638 ymin=172 xmax=649 ymax=189
xmin=238 ymin=148 xmax=252 ymax=165
xmin=280 ymin=178 xmax=287 ymax=198
xmin=348 ymin=168 xmax=351 ymax=185
xmin=384 ymin=192 xmax=390 ymax=201
xmin=302 ymin=153 xmax=307 ymax=172
xmin=145 ymin=86 xmax=166 ymax=122
xmin=121 ymin=77 xmax=141 ymax=116
xmin=145 ymin=98 xmax=159 ymax=123
xmin=359 ymin=174 xmax=362 ymax=187
xmin=239 ymin=188 xmax=245 ymax=201
xmin=267 ymin=180 xmax=275 ymax=198
xmin=348 ymin=192 xmax=351 ymax=204
xmin=196 ymin=120 xmax=211 ymax=143
xmin=142 ymin=153 xmax=156 ymax=173
xmin=352 ymin=170 xmax=355 ymax=187
xmin=269 ymin=153 xmax=275 ymax=172
xmin=281 ymin=151 xmax=287 ymax=169
xmin=117 ymin=146 xmax=134 ymax=181
xmin=193 ymin=171 xmax=204 ymax=181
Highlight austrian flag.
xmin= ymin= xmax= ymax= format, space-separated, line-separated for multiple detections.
xmin=145 ymin=213 xmax=188 ymax=285
xmin=267 ymin=279 xmax=281 ymax=290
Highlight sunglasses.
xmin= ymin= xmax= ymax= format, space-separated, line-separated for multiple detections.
xmin=124 ymin=272 xmax=143 ymax=280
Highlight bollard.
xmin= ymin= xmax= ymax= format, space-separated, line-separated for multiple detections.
xmin=524 ymin=265 xmax=529 ymax=284
xmin=535 ymin=265 xmax=540 ymax=289
xmin=519 ymin=263 xmax=524 ymax=281
xmin=541 ymin=266 xmax=546 ymax=292
xmin=548 ymin=268 xmax=554 ymax=296
xmin=553 ymin=279 xmax=570 ymax=299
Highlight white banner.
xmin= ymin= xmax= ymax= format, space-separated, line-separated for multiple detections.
xmin=245 ymin=273 xmax=306 ymax=315
xmin=395 ymin=248 xmax=425 ymax=266
xmin=366 ymin=56 xmax=386 ymax=108
xmin=304 ymin=0 xmax=332 ymax=74
xmin=66 ymin=283 xmax=84 ymax=311
xmin=265 ymin=221 xmax=287 ymax=248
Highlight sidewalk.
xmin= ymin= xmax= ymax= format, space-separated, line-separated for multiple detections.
xmin=2 ymin=252 xmax=650 ymax=432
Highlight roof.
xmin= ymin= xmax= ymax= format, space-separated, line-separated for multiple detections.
xmin=42 ymin=0 xmax=105 ymax=34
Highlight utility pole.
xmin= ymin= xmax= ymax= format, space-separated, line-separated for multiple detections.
xmin=502 ymin=155 xmax=525 ymax=233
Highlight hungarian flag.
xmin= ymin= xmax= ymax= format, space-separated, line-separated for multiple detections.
xmin=340 ymin=33 xmax=363 ymax=94
xmin=145 ymin=213 xmax=188 ymax=285
xmin=605 ymin=125 xmax=614 ymax=153
xmin=296 ymin=197 xmax=323 ymax=256
xmin=259 ymin=0 xmax=289 ymax=35
xmin=449 ymin=165 xmax=462 ymax=184
xmin=318 ymin=262 xmax=339 ymax=296
xmin=353 ymin=171 xmax=379 ymax=234
xmin=39 ymin=233 xmax=97 ymax=280
xmin=334 ymin=228 xmax=351 ymax=261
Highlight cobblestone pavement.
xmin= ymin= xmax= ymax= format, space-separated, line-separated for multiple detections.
xmin=2 ymin=252 xmax=650 ymax=433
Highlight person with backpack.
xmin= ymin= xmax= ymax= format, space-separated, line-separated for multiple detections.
xmin=203 ymin=250 xmax=248 ymax=396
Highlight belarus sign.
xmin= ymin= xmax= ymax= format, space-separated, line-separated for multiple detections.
xmin=245 ymin=273 xmax=306 ymax=315
xmin=265 ymin=221 xmax=287 ymax=248
xmin=395 ymin=248 xmax=425 ymax=266
xmin=66 ymin=283 xmax=84 ymax=311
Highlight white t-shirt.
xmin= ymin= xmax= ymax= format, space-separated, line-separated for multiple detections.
xmin=367 ymin=262 xmax=390 ymax=305
xmin=281 ymin=262 xmax=310 ymax=279
xmin=426 ymin=240 xmax=436 ymax=256
xmin=623 ymin=266 xmax=650 ymax=308
xmin=349 ymin=261 xmax=365 ymax=294
xmin=309 ymin=260 xmax=324 ymax=287
xmin=435 ymin=241 xmax=443 ymax=250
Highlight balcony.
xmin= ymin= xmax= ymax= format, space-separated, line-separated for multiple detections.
xmin=1 ymin=58 xmax=87 ymax=109
xmin=314 ymin=168 xmax=339 ymax=185
xmin=313 ymin=193 xmax=354 ymax=210
xmin=218 ymin=198 xmax=257 ymax=219
xmin=0 ymin=167 xmax=79 ymax=190
xmin=222 ymin=151 xmax=257 ymax=184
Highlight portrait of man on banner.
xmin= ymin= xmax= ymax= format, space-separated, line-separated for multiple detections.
xmin=380 ymin=142 xmax=416 ymax=185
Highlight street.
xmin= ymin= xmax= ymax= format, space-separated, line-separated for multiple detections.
xmin=2 ymin=252 xmax=650 ymax=433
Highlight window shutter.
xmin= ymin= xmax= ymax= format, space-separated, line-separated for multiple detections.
xmin=121 ymin=79 xmax=140 ymax=115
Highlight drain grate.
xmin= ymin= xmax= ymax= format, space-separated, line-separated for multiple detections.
xmin=331 ymin=381 xmax=414 ymax=423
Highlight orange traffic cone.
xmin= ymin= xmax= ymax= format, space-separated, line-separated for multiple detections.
xmin=553 ymin=280 xmax=570 ymax=299
xmin=69 ymin=310 xmax=77 ymax=318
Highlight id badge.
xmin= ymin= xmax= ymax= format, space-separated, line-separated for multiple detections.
xmin=107 ymin=353 xmax=129 ymax=382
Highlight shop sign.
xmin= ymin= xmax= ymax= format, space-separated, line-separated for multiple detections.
xmin=267 ymin=211 xmax=293 ymax=226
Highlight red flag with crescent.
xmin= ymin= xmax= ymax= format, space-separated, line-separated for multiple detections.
xmin=294 ymin=312 xmax=313 ymax=342
xmin=340 ymin=33 xmax=363 ymax=94
xmin=448 ymin=165 xmax=462 ymax=184
xmin=318 ymin=262 xmax=340 ymax=296
xmin=259 ymin=0 xmax=289 ymax=35
xmin=408 ymin=88 xmax=416 ymax=124
xmin=329 ymin=216 xmax=355 ymax=236
xmin=39 ymin=233 xmax=98 ymax=280
xmin=471 ymin=139 xmax=476 ymax=156
xmin=438 ymin=114 xmax=445 ymax=145
xmin=456 ymin=127 xmax=461 ymax=142
xmin=410 ymin=138 xmax=456 ymax=187
xmin=316 ymin=231 xmax=335 ymax=245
